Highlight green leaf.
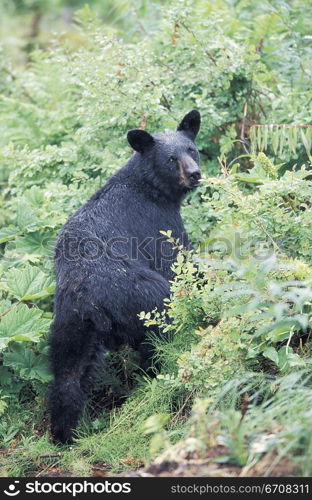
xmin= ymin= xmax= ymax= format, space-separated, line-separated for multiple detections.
xmin=0 ymin=299 xmax=12 ymax=315
xmin=301 ymin=128 xmax=312 ymax=158
xmin=271 ymin=127 xmax=279 ymax=155
xmin=234 ymin=174 xmax=263 ymax=184
xmin=263 ymin=125 xmax=268 ymax=151
xmin=257 ymin=319 xmax=299 ymax=343
xmin=3 ymin=343 xmax=52 ymax=382
xmin=0 ymin=304 xmax=51 ymax=350
xmin=15 ymin=230 xmax=55 ymax=256
xmin=262 ymin=346 xmax=279 ymax=365
xmin=142 ymin=413 xmax=170 ymax=435
xmin=279 ymin=126 xmax=286 ymax=157
xmin=16 ymin=202 xmax=38 ymax=231
xmin=6 ymin=264 xmax=55 ymax=301
xmin=0 ymin=366 xmax=13 ymax=386
xmin=277 ymin=346 xmax=290 ymax=372
xmin=0 ymin=226 xmax=21 ymax=243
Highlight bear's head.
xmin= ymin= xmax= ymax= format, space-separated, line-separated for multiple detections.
xmin=127 ymin=110 xmax=201 ymax=199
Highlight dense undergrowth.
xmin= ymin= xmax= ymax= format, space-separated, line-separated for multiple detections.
xmin=0 ymin=0 xmax=312 ymax=477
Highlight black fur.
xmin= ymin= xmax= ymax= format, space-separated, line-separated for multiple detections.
xmin=48 ymin=110 xmax=201 ymax=444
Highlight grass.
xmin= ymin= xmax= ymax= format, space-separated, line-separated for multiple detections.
xmin=0 ymin=369 xmax=188 ymax=477
xmin=1 ymin=323 xmax=312 ymax=478
xmin=1 ymin=319 xmax=312 ymax=478
xmin=2 ymin=368 xmax=312 ymax=477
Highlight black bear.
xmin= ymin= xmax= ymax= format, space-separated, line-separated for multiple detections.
xmin=49 ymin=110 xmax=201 ymax=444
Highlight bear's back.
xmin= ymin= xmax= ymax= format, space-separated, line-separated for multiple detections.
xmin=55 ymin=178 xmax=187 ymax=282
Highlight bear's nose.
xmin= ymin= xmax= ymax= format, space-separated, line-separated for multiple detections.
xmin=187 ymin=170 xmax=201 ymax=184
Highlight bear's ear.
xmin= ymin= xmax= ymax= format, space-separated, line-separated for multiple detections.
xmin=177 ymin=109 xmax=201 ymax=140
xmin=127 ymin=129 xmax=154 ymax=153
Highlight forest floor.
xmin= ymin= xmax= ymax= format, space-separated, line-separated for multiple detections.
xmin=0 ymin=444 xmax=299 ymax=478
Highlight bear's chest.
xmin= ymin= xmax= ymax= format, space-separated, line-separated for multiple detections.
xmin=128 ymin=199 xmax=187 ymax=279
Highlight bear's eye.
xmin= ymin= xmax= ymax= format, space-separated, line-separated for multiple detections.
xmin=188 ymin=148 xmax=196 ymax=155
xmin=169 ymin=156 xmax=177 ymax=163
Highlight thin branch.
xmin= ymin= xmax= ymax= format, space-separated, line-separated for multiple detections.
xmin=240 ymin=101 xmax=249 ymax=154
xmin=254 ymin=218 xmax=281 ymax=252
xmin=180 ymin=22 xmax=217 ymax=65
xmin=39 ymin=453 xmax=62 ymax=458
xmin=2 ymin=68 xmax=36 ymax=105
xmin=171 ymin=390 xmax=196 ymax=424
xmin=0 ymin=308 xmax=13 ymax=319
xmin=252 ymin=124 xmax=312 ymax=128
xmin=160 ymin=93 xmax=172 ymax=112
xmin=217 ymin=156 xmax=229 ymax=177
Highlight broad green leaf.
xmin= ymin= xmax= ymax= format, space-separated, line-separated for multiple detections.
xmin=0 ymin=304 xmax=51 ymax=350
xmin=276 ymin=347 xmax=305 ymax=372
xmin=0 ymin=299 xmax=12 ymax=315
xmin=15 ymin=230 xmax=55 ymax=257
xmin=16 ymin=202 xmax=38 ymax=231
xmin=6 ymin=264 xmax=55 ymax=301
xmin=3 ymin=343 xmax=52 ymax=382
xmin=277 ymin=346 xmax=290 ymax=372
xmin=262 ymin=346 xmax=279 ymax=365
xmin=0 ymin=226 xmax=21 ymax=243
xmin=0 ymin=366 xmax=13 ymax=386
xmin=257 ymin=319 xmax=300 ymax=342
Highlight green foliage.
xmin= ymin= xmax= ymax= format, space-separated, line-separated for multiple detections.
xmin=250 ymin=125 xmax=312 ymax=161
xmin=0 ymin=391 xmax=8 ymax=416
xmin=6 ymin=264 xmax=54 ymax=301
xmin=148 ymin=167 xmax=312 ymax=387
xmin=138 ymin=164 xmax=312 ymax=474
xmin=0 ymin=305 xmax=50 ymax=350
xmin=58 ymin=377 xmax=183 ymax=474
xmin=146 ymin=372 xmax=312 ymax=475
xmin=3 ymin=343 xmax=51 ymax=383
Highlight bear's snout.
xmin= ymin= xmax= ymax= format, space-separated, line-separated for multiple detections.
xmin=179 ymin=155 xmax=201 ymax=188
xmin=187 ymin=169 xmax=201 ymax=187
